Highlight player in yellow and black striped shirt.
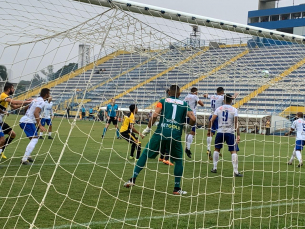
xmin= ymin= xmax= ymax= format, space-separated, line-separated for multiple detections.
xmin=120 ymin=104 xmax=143 ymax=160
xmin=0 ymin=83 xmax=32 ymax=159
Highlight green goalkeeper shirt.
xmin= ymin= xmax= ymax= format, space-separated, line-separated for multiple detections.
xmin=155 ymin=96 xmax=191 ymax=140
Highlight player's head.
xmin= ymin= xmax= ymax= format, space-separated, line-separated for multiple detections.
xmin=217 ymin=87 xmax=224 ymax=95
xmin=191 ymin=87 xmax=198 ymax=95
xmin=4 ymin=82 xmax=14 ymax=95
xmin=40 ymin=88 xmax=50 ymax=99
xmin=169 ymin=85 xmax=180 ymax=98
xmin=111 ymin=98 xmax=115 ymax=105
xmin=129 ymin=104 xmax=138 ymax=114
xmin=296 ymin=112 xmax=304 ymax=118
xmin=224 ymin=94 xmax=233 ymax=104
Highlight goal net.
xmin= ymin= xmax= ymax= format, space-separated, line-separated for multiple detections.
xmin=1 ymin=0 xmax=305 ymax=228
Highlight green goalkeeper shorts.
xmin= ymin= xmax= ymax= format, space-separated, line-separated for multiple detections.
xmin=143 ymin=133 xmax=183 ymax=162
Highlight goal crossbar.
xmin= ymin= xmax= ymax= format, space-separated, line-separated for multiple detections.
xmin=75 ymin=0 xmax=305 ymax=44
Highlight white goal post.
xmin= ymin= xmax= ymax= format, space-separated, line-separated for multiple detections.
xmin=76 ymin=0 xmax=305 ymax=44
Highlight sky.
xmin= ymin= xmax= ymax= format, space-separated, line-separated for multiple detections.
xmin=1 ymin=0 xmax=305 ymax=82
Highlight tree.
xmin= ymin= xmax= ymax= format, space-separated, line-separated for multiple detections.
xmin=53 ymin=63 xmax=78 ymax=80
xmin=32 ymin=73 xmax=45 ymax=87
xmin=0 ymin=65 xmax=8 ymax=81
xmin=41 ymin=65 xmax=54 ymax=82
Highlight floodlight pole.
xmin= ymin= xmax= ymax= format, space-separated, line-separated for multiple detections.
xmin=75 ymin=0 xmax=305 ymax=44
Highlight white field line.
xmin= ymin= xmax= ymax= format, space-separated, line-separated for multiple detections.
xmin=41 ymin=200 xmax=305 ymax=229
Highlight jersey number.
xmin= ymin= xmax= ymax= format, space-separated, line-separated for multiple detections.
xmin=303 ymin=124 xmax=305 ymax=131
xmin=211 ymin=100 xmax=216 ymax=109
xmin=172 ymin=104 xmax=177 ymax=120
xmin=222 ymin=111 xmax=228 ymax=122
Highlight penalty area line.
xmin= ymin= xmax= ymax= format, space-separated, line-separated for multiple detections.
xmin=41 ymin=200 xmax=305 ymax=229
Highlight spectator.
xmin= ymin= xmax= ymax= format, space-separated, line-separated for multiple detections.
xmin=266 ymin=119 xmax=271 ymax=135
xmin=98 ymin=108 xmax=104 ymax=121
xmin=89 ymin=106 xmax=94 ymax=120
xmin=66 ymin=106 xmax=70 ymax=119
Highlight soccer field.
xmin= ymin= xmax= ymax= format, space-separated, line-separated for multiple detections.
xmin=0 ymin=115 xmax=304 ymax=228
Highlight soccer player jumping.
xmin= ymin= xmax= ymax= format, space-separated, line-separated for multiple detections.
xmin=124 ymin=85 xmax=196 ymax=195
xmin=287 ymin=112 xmax=304 ymax=167
xmin=19 ymin=88 xmax=50 ymax=165
xmin=204 ymin=87 xmax=238 ymax=160
xmin=184 ymin=87 xmax=204 ymax=158
xmin=102 ymin=98 xmax=120 ymax=139
xmin=208 ymin=94 xmax=243 ymax=177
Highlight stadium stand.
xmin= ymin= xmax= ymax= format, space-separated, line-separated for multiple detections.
xmin=16 ymin=43 xmax=305 ymax=116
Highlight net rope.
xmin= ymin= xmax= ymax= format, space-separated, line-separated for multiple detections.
xmin=0 ymin=0 xmax=305 ymax=228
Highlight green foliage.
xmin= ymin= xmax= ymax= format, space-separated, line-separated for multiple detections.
xmin=52 ymin=63 xmax=78 ymax=81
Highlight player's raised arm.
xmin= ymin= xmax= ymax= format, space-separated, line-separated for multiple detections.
xmin=198 ymin=100 xmax=204 ymax=107
xmin=232 ymin=92 xmax=239 ymax=99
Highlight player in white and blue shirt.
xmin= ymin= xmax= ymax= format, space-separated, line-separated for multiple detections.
xmin=208 ymin=94 xmax=242 ymax=177
xmin=184 ymin=87 xmax=204 ymax=158
xmin=288 ymin=112 xmax=305 ymax=167
xmin=204 ymin=87 xmax=225 ymax=160
xmin=102 ymin=98 xmax=120 ymax=139
xmin=39 ymin=97 xmax=54 ymax=140
xmin=19 ymin=88 xmax=50 ymax=165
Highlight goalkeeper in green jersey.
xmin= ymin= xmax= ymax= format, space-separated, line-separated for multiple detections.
xmin=124 ymin=85 xmax=196 ymax=195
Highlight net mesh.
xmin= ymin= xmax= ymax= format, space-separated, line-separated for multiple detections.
xmin=0 ymin=0 xmax=305 ymax=228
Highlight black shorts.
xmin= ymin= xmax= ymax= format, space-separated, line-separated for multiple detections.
xmin=107 ymin=117 xmax=117 ymax=125
xmin=120 ymin=132 xmax=139 ymax=145
xmin=1 ymin=122 xmax=12 ymax=135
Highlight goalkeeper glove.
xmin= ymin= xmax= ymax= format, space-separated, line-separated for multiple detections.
xmin=142 ymin=127 xmax=151 ymax=136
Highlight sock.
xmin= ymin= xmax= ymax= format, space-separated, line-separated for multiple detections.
xmin=160 ymin=153 xmax=164 ymax=160
xmin=102 ymin=128 xmax=107 ymax=136
xmin=295 ymin=150 xmax=302 ymax=163
xmin=2 ymin=137 xmax=15 ymax=152
xmin=116 ymin=128 xmax=120 ymax=138
xmin=133 ymin=150 xmax=148 ymax=178
xmin=48 ymin=132 xmax=52 ymax=136
xmin=213 ymin=151 xmax=219 ymax=170
xmin=186 ymin=134 xmax=193 ymax=150
xmin=174 ymin=159 xmax=183 ymax=188
xmin=22 ymin=138 xmax=38 ymax=162
xmin=40 ymin=132 xmax=43 ymax=136
xmin=207 ymin=137 xmax=212 ymax=151
xmin=289 ymin=149 xmax=296 ymax=163
xmin=231 ymin=153 xmax=239 ymax=174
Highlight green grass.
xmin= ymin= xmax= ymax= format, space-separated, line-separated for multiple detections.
xmin=0 ymin=115 xmax=304 ymax=228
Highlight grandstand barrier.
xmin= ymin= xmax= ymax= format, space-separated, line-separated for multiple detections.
xmin=14 ymin=50 xmax=128 ymax=101
xmin=233 ymin=56 xmax=305 ymax=109
xmin=272 ymin=115 xmax=292 ymax=135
